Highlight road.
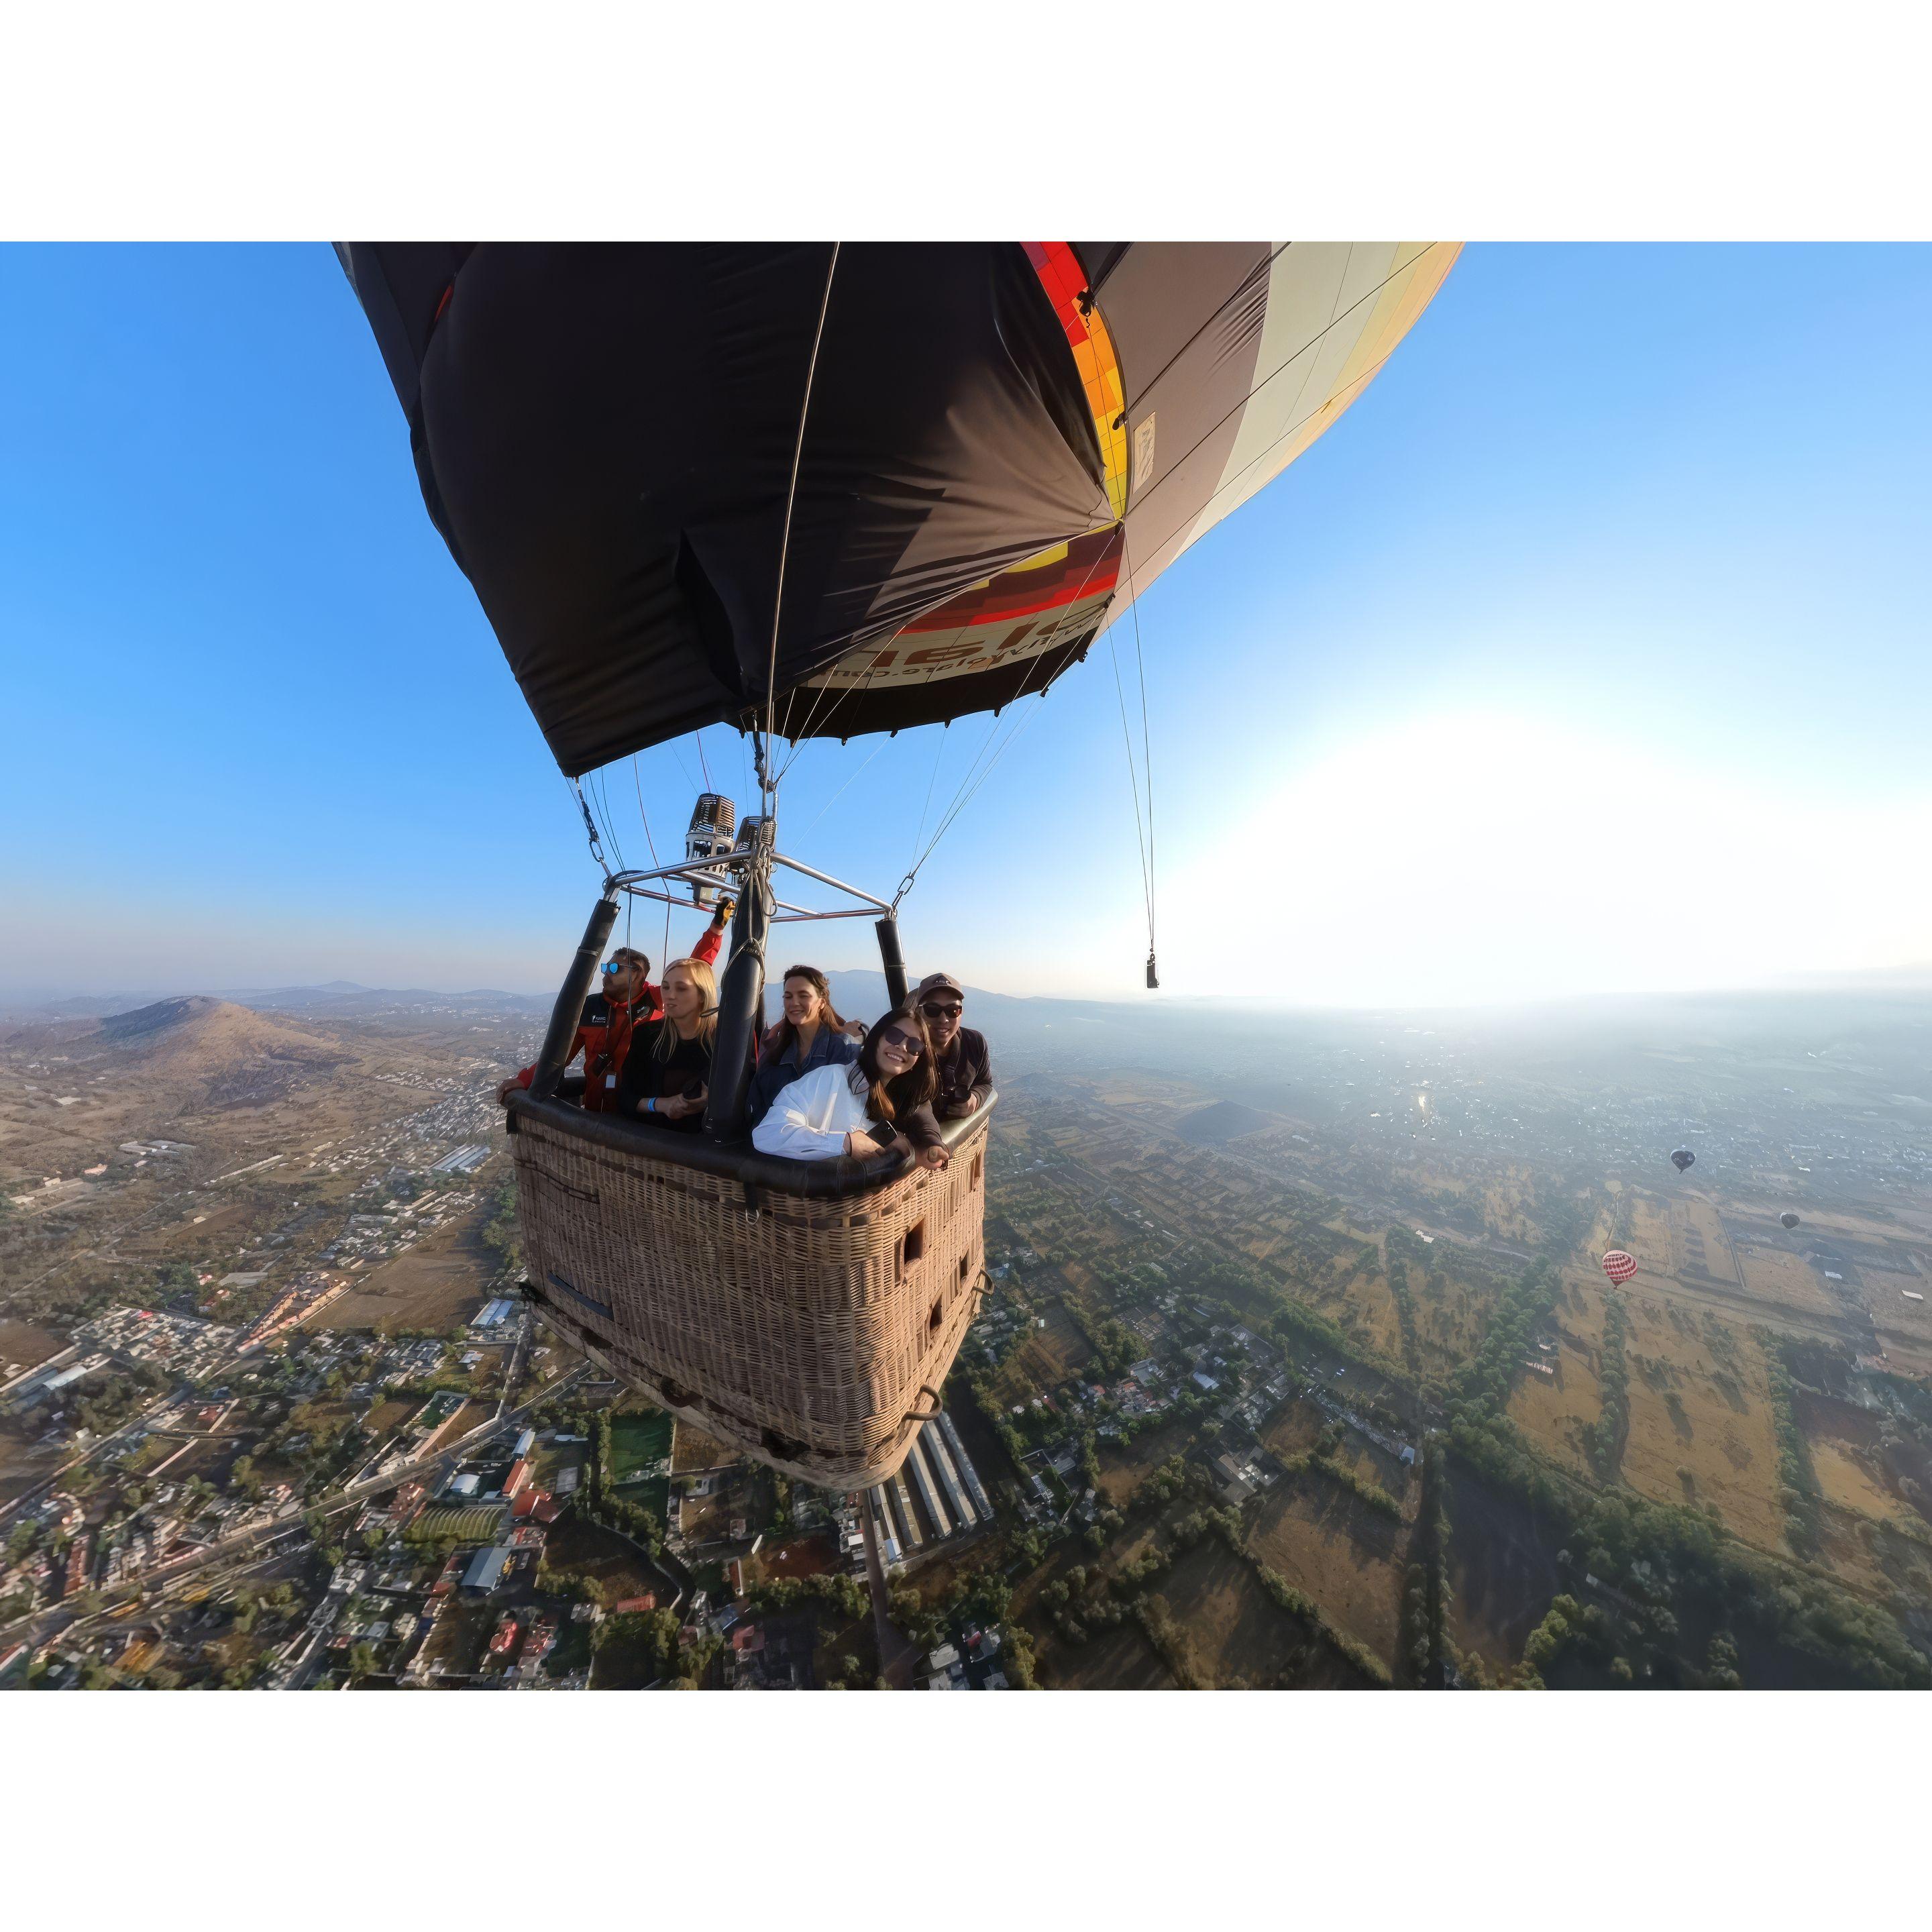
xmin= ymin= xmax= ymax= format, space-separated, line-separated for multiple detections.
xmin=0 ymin=1381 xmax=194 ymax=1529
xmin=2 ymin=1364 xmax=586 ymax=1661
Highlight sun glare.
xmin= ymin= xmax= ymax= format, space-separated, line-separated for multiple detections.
xmin=1155 ymin=712 xmax=1932 ymax=1008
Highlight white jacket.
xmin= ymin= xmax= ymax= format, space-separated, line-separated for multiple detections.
xmin=751 ymin=1063 xmax=873 ymax=1160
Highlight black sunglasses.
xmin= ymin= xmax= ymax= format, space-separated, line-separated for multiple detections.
xmin=920 ymin=1001 xmax=963 ymax=1019
xmin=877 ymin=1026 xmax=924 ymax=1056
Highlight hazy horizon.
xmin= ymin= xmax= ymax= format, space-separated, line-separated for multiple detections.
xmin=5 ymin=244 xmax=1931 ymax=1006
xmin=8 ymin=955 xmax=1932 ymax=1028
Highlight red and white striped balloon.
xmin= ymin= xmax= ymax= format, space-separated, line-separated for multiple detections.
xmin=1601 ymin=1250 xmax=1638 ymax=1286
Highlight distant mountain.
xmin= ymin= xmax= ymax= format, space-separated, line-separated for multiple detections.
xmin=0 ymin=991 xmax=171 ymax=1022
xmin=8 ymin=996 xmax=354 ymax=1109
xmin=815 ymin=969 xmax=1138 ymax=1040
xmin=217 ymin=981 xmax=549 ymax=1016
xmin=1173 ymin=1099 xmax=1281 ymax=1145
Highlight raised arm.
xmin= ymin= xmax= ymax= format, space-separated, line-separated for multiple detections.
xmin=689 ymin=894 xmax=733 ymax=969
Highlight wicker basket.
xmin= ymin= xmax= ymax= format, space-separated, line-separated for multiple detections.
xmin=508 ymin=1095 xmax=993 ymax=1490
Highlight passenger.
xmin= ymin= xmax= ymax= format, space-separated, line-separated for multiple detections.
xmin=912 ymin=971 xmax=992 ymax=1120
xmin=616 ymin=957 xmax=722 ymax=1132
xmin=496 ymin=899 xmax=732 ymax=1111
xmin=746 ymin=965 xmax=867 ymax=1125
xmin=635 ymin=896 xmax=733 ymax=1019
xmin=751 ymin=1004 xmax=949 ymax=1170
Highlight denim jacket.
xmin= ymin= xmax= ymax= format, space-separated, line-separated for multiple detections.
xmin=746 ymin=1021 xmax=863 ymax=1126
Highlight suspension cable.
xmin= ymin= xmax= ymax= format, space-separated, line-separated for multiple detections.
xmin=630 ymin=754 xmax=666 ymax=956
xmin=895 ymin=678 xmax=1057 ymax=908
xmin=761 ymin=241 xmax=841 ymax=819
xmin=908 ymin=729 xmax=948 ymax=873
xmin=890 ymin=527 xmax=1127 ymax=906
xmin=630 ymin=754 xmax=661 ymax=869
xmin=798 ymin=737 xmax=884 ymax=838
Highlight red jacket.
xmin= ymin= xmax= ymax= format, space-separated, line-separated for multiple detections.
xmin=513 ymin=922 xmax=722 ymax=1112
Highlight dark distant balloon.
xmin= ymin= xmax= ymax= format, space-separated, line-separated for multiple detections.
xmin=1670 ymin=1148 xmax=1695 ymax=1173
xmin=1780 ymin=1212 xmax=1801 ymax=1230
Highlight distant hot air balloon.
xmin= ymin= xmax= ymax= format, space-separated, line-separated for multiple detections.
xmin=1670 ymin=1148 xmax=1695 ymax=1173
xmin=1780 ymin=1212 xmax=1801 ymax=1230
xmin=1601 ymin=1250 xmax=1638 ymax=1287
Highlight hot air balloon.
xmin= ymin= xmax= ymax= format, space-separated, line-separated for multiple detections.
xmin=1780 ymin=1212 xmax=1801 ymax=1230
xmin=338 ymin=241 xmax=1460 ymax=1492
xmin=1670 ymin=1148 xmax=1695 ymax=1173
xmin=1601 ymin=1250 xmax=1639 ymax=1287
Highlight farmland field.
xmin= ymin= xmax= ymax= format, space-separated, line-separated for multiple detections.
xmin=318 ymin=1228 xmax=497 ymax=1332
xmin=1152 ymin=1536 xmax=1337 ymax=1687
xmin=1507 ymin=1276 xmax=1607 ymax=1475
xmin=539 ymin=1509 xmax=667 ymax=1608
xmin=1036 ymin=1618 xmax=1175 ymax=1690
xmin=1617 ymin=1298 xmax=1784 ymax=1546
xmin=1246 ymin=1477 xmax=1404 ymax=1672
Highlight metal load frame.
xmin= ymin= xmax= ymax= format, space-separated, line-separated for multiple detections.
xmin=528 ymin=824 xmax=910 ymax=1145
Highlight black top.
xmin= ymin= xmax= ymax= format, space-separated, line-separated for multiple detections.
xmin=868 ymin=1091 xmax=947 ymax=1153
xmin=933 ymin=1027 xmax=994 ymax=1120
xmin=614 ymin=1018 xmax=714 ymax=1134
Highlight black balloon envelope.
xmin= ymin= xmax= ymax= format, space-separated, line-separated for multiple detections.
xmin=1670 ymin=1148 xmax=1695 ymax=1173
xmin=1781 ymin=1212 xmax=1801 ymax=1230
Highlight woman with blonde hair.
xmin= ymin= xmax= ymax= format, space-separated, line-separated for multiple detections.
xmin=616 ymin=956 xmax=720 ymax=1134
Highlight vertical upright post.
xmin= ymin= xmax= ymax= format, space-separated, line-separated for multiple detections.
xmin=531 ymin=892 xmax=619 ymax=1100
xmin=875 ymin=914 xmax=908 ymax=1010
xmin=704 ymin=824 xmax=771 ymax=1142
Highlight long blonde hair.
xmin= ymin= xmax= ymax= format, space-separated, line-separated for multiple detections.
xmin=653 ymin=957 xmax=718 ymax=1059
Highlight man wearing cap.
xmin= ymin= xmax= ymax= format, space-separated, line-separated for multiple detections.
xmin=914 ymin=972 xmax=993 ymax=1120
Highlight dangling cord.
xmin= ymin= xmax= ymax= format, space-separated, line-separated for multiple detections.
xmin=1126 ymin=529 xmax=1159 ymax=989
xmin=761 ymin=241 xmax=841 ymax=824
xmin=1109 ymin=637 xmax=1155 ymax=984
xmin=631 ymin=753 xmax=669 ymax=968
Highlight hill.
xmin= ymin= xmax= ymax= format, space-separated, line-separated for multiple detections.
xmin=12 ymin=997 xmax=352 ymax=1110
xmin=1173 ymin=1099 xmax=1281 ymax=1145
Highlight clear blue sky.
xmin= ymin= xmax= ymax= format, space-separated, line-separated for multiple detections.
xmin=4 ymin=244 xmax=1930 ymax=1006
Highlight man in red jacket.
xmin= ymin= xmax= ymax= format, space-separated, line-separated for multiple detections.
xmin=498 ymin=900 xmax=731 ymax=1112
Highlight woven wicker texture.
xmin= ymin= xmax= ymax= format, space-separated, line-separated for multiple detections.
xmin=514 ymin=1112 xmax=991 ymax=1489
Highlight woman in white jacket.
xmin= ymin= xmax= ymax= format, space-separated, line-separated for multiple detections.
xmin=752 ymin=1004 xmax=950 ymax=1170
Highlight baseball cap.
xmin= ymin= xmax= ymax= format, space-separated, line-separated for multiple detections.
xmin=915 ymin=972 xmax=963 ymax=1001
